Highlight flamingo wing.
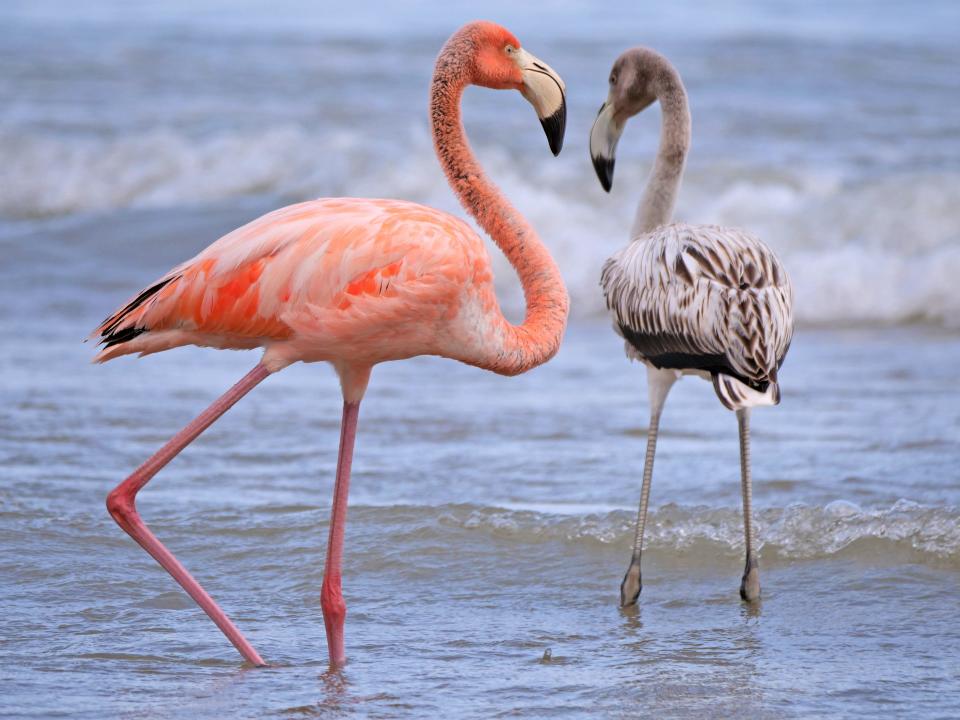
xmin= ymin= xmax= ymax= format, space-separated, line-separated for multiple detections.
xmin=601 ymin=223 xmax=794 ymax=398
xmin=93 ymin=198 xmax=484 ymax=362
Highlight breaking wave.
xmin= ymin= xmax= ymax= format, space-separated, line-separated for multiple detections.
xmin=3 ymin=126 xmax=959 ymax=327
xmin=429 ymin=499 xmax=960 ymax=567
xmin=170 ymin=500 xmax=960 ymax=568
xmin=54 ymin=498 xmax=953 ymax=567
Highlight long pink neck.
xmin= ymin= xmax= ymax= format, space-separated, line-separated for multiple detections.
xmin=430 ymin=37 xmax=569 ymax=376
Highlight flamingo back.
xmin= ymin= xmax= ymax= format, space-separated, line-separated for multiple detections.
xmin=93 ymin=198 xmax=492 ymax=365
xmin=601 ymin=222 xmax=794 ymax=409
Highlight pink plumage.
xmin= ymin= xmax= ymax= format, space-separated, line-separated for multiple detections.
xmin=95 ymin=198 xmax=506 ymax=380
xmin=95 ymin=21 xmax=568 ymax=668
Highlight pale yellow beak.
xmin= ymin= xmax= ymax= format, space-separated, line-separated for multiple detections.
xmin=515 ymin=48 xmax=566 ymax=156
xmin=589 ymin=94 xmax=624 ymax=192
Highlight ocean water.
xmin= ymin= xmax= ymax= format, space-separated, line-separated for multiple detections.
xmin=2 ymin=1 xmax=960 ymax=718
xmin=3 ymin=0 xmax=960 ymax=325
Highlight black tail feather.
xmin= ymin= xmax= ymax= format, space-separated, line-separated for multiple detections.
xmin=99 ymin=275 xmax=179 ymax=344
xmin=102 ymin=325 xmax=149 ymax=348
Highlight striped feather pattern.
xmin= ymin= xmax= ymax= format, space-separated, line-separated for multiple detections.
xmin=601 ymin=223 xmax=793 ymax=404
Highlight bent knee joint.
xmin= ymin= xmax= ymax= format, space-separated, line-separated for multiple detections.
xmin=106 ymin=486 xmax=137 ymax=524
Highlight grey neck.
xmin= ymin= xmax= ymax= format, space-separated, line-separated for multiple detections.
xmin=631 ymin=66 xmax=690 ymax=238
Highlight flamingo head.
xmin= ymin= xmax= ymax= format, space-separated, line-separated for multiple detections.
xmin=462 ymin=21 xmax=567 ymax=156
xmin=590 ymin=48 xmax=666 ymax=192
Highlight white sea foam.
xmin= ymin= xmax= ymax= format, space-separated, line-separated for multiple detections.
xmin=3 ymin=126 xmax=959 ymax=327
xmin=434 ymin=500 xmax=960 ymax=567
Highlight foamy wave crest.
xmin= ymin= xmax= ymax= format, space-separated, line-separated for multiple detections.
xmin=436 ymin=500 xmax=960 ymax=567
xmin=0 ymin=125 xmax=377 ymax=218
xmin=4 ymin=126 xmax=960 ymax=326
xmin=682 ymin=169 xmax=960 ymax=328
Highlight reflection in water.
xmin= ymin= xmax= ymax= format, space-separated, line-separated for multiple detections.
xmin=740 ymin=600 xmax=763 ymax=622
xmin=619 ymin=601 xmax=643 ymax=633
xmin=316 ymin=666 xmax=350 ymax=713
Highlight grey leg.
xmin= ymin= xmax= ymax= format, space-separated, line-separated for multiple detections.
xmin=621 ymin=368 xmax=676 ymax=607
xmin=737 ymin=408 xmax=761 ymax=601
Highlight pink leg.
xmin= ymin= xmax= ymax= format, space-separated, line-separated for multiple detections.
xmin=321 ymin=400 xmax=361 ymax=667
xmin=106 ymin=363 xmax=271 ymax=666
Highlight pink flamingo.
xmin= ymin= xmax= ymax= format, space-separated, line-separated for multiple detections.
xmin=93 ymin=21 xmax=568 ymax=668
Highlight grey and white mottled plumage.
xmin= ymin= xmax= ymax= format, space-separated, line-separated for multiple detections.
xmin=601 ymin=222 xmax=793 ymax=410
xmin=590 ymin=45 xmax=795 ymax=606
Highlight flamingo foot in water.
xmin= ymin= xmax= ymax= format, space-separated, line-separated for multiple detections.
xmin=620 ymin=561 xmax=642 ymax=607
xmin=740 ymin=555 xmax=761 ymax=602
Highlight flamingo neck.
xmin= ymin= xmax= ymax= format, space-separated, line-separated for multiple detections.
xmin=631 ymin=65 xmax=690 ymax=238
xmin=430 ymin=38 xmax=569 ymax=376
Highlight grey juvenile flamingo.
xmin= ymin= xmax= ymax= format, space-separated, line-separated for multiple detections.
xmin=589 ymin=47 xmax=794 ymax=605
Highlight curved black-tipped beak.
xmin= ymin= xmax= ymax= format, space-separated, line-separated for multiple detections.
xmin=540 ymin=97 xmax=566 ymax=156
xmin=518 ymin=49 xmax=566 ymax=156
xmin=589 ymin=100 xmax=622 ymax=192
xmin=592 ymin=152 xmax=614 ymax=192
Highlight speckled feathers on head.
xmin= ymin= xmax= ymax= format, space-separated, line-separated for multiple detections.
xmin=437 ymin=21 xmax=524 ymax=90
xmin=609 ymin=47 xmax=684 ymax=122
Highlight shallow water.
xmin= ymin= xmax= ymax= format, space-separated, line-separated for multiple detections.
xmin=3 ymin=1 xmax=960 ymax=717
xmin=2 ymin=206 xmax=960 ymax=716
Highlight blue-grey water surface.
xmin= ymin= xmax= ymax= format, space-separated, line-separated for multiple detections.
xmin=2 ymin=1 xmax=960 ymax=718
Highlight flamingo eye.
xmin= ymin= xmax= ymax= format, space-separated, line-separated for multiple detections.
xmin=505 ymin=45 xmax=515 ymax=55
xmin=609 ymin=73 xmax=617 ymax=85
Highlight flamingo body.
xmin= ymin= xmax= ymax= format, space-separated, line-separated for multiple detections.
xmin=601 ymin=221 xmax=793 ymax=410
xmin=95 ymin=198 xmax=508 ymax=374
